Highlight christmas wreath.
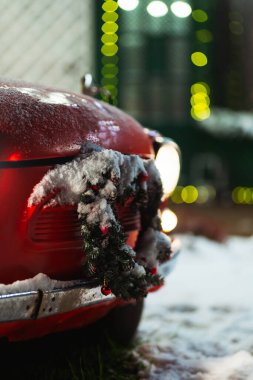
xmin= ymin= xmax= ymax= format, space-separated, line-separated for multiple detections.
xmin=28 ymin=143 xmax=171 ymax=300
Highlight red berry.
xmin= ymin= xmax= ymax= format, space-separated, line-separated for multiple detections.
xmin=101 ymin=226 xmax=108 ymax=235
xmin=101 ymin=286 xmax=111 ymax=296
xmin=90 ymin=265 xmax=96 ymax=273
xmin=151 ymin=267 xmax=158 ymax=275
xmin=139 ymin=173 xmax=149 ymax=183
xmin=91 ymin=185 xmax=99 ymax=191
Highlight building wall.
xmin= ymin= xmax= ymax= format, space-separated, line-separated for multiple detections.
xmin=0 ymin=0 xmax=94 ymax=92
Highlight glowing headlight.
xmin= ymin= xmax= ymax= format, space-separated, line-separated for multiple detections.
xmin=155 ymin=139 xmax=181 ymax=198
xmin=161 ymin=208 xmax=178 ymax=232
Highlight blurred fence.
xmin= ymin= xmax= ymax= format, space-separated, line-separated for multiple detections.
xmin=0 ymin=0 xmax=94 ymax=92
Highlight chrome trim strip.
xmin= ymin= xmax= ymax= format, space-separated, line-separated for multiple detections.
xmin=0 ymin=238 xmax=180 ymax=323
xmin=0 ymin=285 xmax=115 ymax=323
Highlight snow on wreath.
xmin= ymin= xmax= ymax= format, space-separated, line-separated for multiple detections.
xmin=28 ymin=143 xmax=172 ymax=300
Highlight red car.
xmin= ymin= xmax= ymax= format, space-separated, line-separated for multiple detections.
xmin=0 ymin=78 xmax=180 ymax=342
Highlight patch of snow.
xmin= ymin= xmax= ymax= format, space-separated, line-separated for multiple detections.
xmin=0 ymin=273 xmax=78 ymax=295
xmin=137 ymin=228 xmax=171 ymax=268
xmin=132 ymin=263 xmax=146 ymax=278
xmin=28 ymin=149 xmax=147 ymax=208
xmin=202 ymin=107 xmax=253 ymax=139
xmin=138 ymin=234 xmax=253 ymax=380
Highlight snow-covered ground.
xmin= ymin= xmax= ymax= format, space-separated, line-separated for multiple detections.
xmin=138 ymin=234 xmax=253 ymax=380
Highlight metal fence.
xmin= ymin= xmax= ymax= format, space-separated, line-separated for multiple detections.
xmin=0 ymin=0 xmax=94 ymax=92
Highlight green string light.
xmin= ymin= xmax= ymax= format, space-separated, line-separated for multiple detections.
xmin=190 ymin=7 xmax=211 ymax=122
xmin=101 ymin=0 xmax=119 ymax=105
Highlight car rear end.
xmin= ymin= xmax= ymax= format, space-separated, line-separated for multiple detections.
xmin=0 ymin=79 xmax=180 ymax=341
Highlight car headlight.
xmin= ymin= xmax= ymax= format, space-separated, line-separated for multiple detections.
xmin=154 ymin=137 xmax=181 ymax=199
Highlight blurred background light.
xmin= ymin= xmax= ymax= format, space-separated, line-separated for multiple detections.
xmin=170 ymin=1 xmax=192 ymax=18
xmin=191 ymin=82 xmax=210 ymax=95
xmin=191 ymin=105 xmax=211 ymax=121
xmin=191 ymin=52 xmax=208 ymax=67
xmin=191 ymin=93 xmax=210 ymax=106
xmin=196 ymin=29 xmax=213 ymax=43
xmin=155 ymin=142 xmax=181 ymax=197
xmin=102 ymin=22 xmax=118 ymax=34
xmin=232 ymin=187 xmax=253 ymax=204
xmin=102 ymin=11 xmax=119 ymax=22
xmin=102 ymin=1 xmax=118 ymax=12
xmin=171 ymin=185 xmax=216 ymax=204
xmin=101 ymin=44 xmax=118 ymax=56
xmin=192 ymin=9 xmax=208 ymax=23
xmin=181 ymin=185 xmax=198 ymax=203
xmin=118 ymin=0 xmax=139 ymax=12
xmin=147 ymin=1 xmax=169 ymax=18
xmin=101 ymin=34 xmax=118 ymax=44
xmin=161 ymin=208 xmax=178 ymax=232
xmin=101 ymin=0 xmax=119 ymax=104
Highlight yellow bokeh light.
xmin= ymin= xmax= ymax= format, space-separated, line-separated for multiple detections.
xmin=244 ymin=188 xmax=252 ymax=204
xmin=181 ymin=186 xmax=198 ymax=204
xmin=193 ymin=103 xmax=209 ymax=112
xmin=191 ymin=52 xmax=208 ymax=67
xmin=161 ymin=208 xmax=178 ymax=232
xmin=102 ymin=1 xmax=119 ymax=13
xmin=191 ymin=82 xmax=210 ymax=95
xmin=102 ymin=12 xmax=119 ymax=22
xmin=101 ymin=34 xmax=118 ymax=45
xmin=101 ymin=1 xmax=119 ymax=105
xmin=101 ymin=44 xmax=118 ymax=57
xmin=191 ymin=107 xmax=211 ymax=121
xmin=191 ymin=92 xmax=210 ymax=106
xmin=102 ymin=22 xmax=118 ymax=34
xmin=192 ymin=9 xmax=208 ymax=23
xmin=232 ymin=187 xmax=253 ymax=204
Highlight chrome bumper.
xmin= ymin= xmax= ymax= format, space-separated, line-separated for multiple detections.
xmin=0 ymin=238 xmax=180 ymax=323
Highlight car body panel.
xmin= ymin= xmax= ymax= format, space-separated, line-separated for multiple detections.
xmin=0 ymin=78 xmax=179 ymax=341
xmin=0 ymin=79 xmax=153 ymax=162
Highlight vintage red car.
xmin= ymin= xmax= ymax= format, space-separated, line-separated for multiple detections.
xmin=0 ymin=78 xmax=180 ymax=342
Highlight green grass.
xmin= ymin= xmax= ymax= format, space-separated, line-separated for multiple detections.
xmin=0 ymin=322 xmax=143 ymax=380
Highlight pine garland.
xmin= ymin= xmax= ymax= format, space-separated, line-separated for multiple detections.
xmin=77 ymin=148 xmax=165 ymax=300
xmin=28 ymin=144 xmax=171 ymax=300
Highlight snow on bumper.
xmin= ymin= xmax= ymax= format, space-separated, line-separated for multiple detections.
xmin=0 ymin=238 xmax=180 ymax=323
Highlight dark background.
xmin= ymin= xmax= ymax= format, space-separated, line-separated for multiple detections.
xmin=96 ymin=0 xmax=253 ymax=207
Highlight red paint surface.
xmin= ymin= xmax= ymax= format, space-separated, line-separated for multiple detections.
xmin=0 ymin=79 xmax=153 ymax=161
xmin=0 ymin=300 xmax=120 ymax=342
xmin=0 ymin=78 xmax=157 ymax=341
